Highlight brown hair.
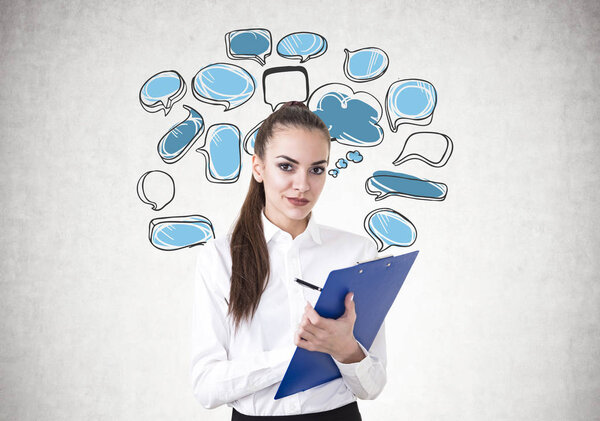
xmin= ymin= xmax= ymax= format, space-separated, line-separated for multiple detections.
xmin=227 ymin=101 xmax=331 ymax=334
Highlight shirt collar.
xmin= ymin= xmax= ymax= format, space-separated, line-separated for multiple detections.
xmin=261 ymin=209 xmax=321 ymax=245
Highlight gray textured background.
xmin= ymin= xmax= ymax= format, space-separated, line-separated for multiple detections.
xmin=1 ymin=0 xmax=599 ymax=420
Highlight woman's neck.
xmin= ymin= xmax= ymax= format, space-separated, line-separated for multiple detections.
xmin=263 ymin=208 xmax=310 ymax=240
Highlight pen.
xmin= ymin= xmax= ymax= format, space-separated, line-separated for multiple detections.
xmin=294 ymin=278 xmax=322 ymax=292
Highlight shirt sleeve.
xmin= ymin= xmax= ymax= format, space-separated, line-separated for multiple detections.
xmin=190 ymin=241 xmax=296 ymax=409
xmin=331 ymin=238 xmax=388 ymax=400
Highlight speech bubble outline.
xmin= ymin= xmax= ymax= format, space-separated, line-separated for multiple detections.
xmin=393 ymin=131 xmax=453 ymax=167
xmin=136 ymin=170 xmax=175 ymax=211
xmin=262 ymin=66 xmax=309 ymax=111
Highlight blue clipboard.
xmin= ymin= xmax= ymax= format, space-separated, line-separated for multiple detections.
xmin=274 ymin=250 xmax=419 ymax=400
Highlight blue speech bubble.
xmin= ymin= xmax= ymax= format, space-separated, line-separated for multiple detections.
xmin=196 ymin=124 xmax=242 ymax=183
xmin=139 ymin=70 xmax=186 ymax=116
xmin=385 ymin=79 xmax=437 ymax=132
xmin=157 ymin=105 xmax=204 ymax=164
xmin=277 ymin=32 xmax=328 ymax=62
xmin=149 ymin=215 xmax=214 ymax=251
xmin=225 ymin=28 xmax=272 ymax=66
xmin=346 ymin=150 xmax=363 ymax=163
xmin=343 ymin=47 xmax=389 ymax=83
xmin=364 ymin=208 xmax=417 ymax=251
xmin=308 ymin=83 xmax=384 ymax=147
xmin=192 ymin=63 xmax=256 ymax=111
xmin=365 ymin=170 xmax=447 ymax=201
xmin=336 ymin=158 xmax=348 ymax=169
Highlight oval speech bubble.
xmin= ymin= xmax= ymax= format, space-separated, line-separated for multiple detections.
xmin=364 ymin=208 xmax=417 ymax=251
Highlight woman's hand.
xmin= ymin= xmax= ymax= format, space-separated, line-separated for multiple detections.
xmin=294 ymin=292 xmax=366 ymax=364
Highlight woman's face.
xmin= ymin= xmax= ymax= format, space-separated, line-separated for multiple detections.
xmin=252 ymin=125 xmax=330 ymax=236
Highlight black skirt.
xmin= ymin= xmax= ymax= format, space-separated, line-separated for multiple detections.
xmin=231 ymin=401 xmax=362 ymax=421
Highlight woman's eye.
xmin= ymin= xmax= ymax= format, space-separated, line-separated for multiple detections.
xmin=312 ymin=167 xmax=325 ymax=175
xmin=279 ymin=163 xmax=293 ymax=171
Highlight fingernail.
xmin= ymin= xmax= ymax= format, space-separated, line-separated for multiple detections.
xmin=351 ymin=293 xmax=354 ymax=301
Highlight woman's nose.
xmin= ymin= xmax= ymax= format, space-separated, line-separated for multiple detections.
xmin=293 ymin=172 xmax=310 ymax=192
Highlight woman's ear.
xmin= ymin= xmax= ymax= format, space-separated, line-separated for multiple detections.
xmin=251 ymin=154 xmax=264 ymax=183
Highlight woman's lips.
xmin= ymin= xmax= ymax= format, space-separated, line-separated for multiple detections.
xmin=287 ymin=197 xmax=309 ymax=206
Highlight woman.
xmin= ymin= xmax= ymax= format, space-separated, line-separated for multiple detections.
xmin=191 ymin=101 xmax=387 ymax=420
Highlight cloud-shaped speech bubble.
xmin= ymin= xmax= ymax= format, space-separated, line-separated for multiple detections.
xmin=225 ymin=28 xmax=272 ymax=66
xmin=346 ymin=150 xmax=363 ymax=163
xmin=157 ymin=105 xmax=204 ymax=164
xmin=385 ymin=79 xmax=437 ymax=132
xmin=343 ymin=47 xmax=389 ymax=83
xmin=149 ymin=215 xmax=215 ymax=251
xmin=277 ymin=32 xmax=328 ymax=63
xmin=192 ymin=63 xmax=256 ymax=111
xmin=139 ymin=70 xmax=186 ymax=116
xmin=365 ymin=170 xmax=447 ymax=201
xmin=136 ymin=170 xmax=175 ymax=211
xmin=336 ymin=158 xmax=348 ymax=169
xmin=196 ymin=124 xmax=242 ymax=183
xmin=364 ymin=208 xmax=417 ymax=251
xmin=393 ymin=131 xmax=453 ymax=167
xmin=308 ymin=83 xmax=384 ymax=147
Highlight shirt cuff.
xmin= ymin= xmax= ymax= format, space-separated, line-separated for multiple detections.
xmin=331 ymin=339 xmax=372 ymax=379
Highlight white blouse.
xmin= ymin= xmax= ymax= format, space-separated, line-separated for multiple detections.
xmin=190 ymin=210 xmax=387 ymax=416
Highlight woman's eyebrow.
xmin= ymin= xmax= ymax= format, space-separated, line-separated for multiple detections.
xmin=276 ymin=155 xmax=327 ymax=165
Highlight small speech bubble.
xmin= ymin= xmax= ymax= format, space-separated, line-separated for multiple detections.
xmin=335 ymin=158 xmax=348 ymax=169
xmin=346 ymin=150 xmax=363 ymax=163
xmin=365 ymin=170 xmax=447 ymax=201
xmin=263 ymin=66 xmax=309 ymax=111
xmin=137 ymin=170 xmax=175 ymax=211
xmin=192 ymin=63 xmax=255 ymax=111
xmin=393 ymin=131 xmax=453 ymax=167
xmin=364 ymin=208 xmax=417 ymax=251
xmin=225 ymin=28 xmax=272 ymax=66
xmin=385 ymin=79 xmax=437 ymax=132
xmin=139 ymin=70 xmax=186 ymax=116
xmin=277 ymin=32 xmax=328 ymax=63
xmin=343 ymin=47 xmax=389 ymax=83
